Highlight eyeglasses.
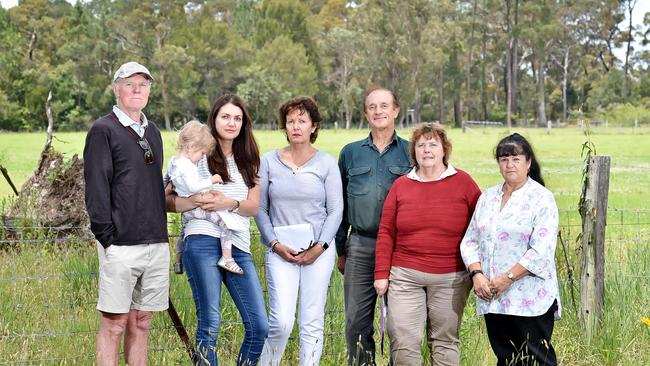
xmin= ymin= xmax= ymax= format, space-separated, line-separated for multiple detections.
xmin=137 ymin=137 xmax=154 ymax=165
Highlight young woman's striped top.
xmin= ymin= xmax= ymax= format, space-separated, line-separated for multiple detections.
xmin=183 ymin=155 xmax=253 ymax=253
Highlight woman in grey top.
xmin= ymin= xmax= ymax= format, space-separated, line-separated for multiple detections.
xmin=255 ymin=96 xmax=343 ymax=366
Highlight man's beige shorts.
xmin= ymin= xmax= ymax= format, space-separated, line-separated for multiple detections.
xmin=96 ymin=242 xmax=170 ymax=313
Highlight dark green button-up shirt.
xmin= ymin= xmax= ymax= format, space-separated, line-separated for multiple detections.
xmin=335 ymin=132 xmax=411 ymax=255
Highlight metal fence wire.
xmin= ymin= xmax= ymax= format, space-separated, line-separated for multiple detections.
xmin=1 ymin=208 xmax=649 ymax=365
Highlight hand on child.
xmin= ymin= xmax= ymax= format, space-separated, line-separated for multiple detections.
xmin=211 ymin=174 xmax=223 ymax=184
xmin=192 ymin=190 xmax=230 ymax=211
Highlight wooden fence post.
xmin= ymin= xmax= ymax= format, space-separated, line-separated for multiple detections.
xmin=579 ymin=155 xmax=610 ymax=341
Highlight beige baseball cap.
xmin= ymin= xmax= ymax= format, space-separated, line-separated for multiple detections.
xmin=113 ymin=61 xmax=154 ymax=81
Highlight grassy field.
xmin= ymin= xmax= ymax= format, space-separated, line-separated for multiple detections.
xmin=1 ymin=126 xmax=649 ymax=365
xmin=2 ymin=126 xmax=650 ymax=210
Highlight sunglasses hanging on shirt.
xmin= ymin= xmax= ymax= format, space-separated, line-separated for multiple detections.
xmin=112 ymin=113 xmax=155 ymax=165
xmin=136 ymin=137 xmax=154 ymax=165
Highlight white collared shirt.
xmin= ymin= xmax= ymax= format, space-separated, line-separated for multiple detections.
xmin=406 ymin=164 xmax=457 ymax=182
xmin=113 ymin=105 xmax=148 ymax=138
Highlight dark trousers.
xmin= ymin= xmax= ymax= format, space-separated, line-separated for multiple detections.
xmin=484 ymin=300 xmax=558 ymax=366
xmin=344 ymin=233 xmax=378 ymax=366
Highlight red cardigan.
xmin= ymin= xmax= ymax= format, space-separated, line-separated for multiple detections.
xmin=374 ymin=169 xmax=481 ymax=280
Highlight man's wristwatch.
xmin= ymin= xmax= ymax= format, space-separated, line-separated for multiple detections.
xmin=317 ymin=241 xmax=329 ymax=250
xmin=507 ymin=272 xmax=515 ymax=282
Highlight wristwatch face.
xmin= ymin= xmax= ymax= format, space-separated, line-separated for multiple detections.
xmin=507 ymin=272 xmax=515 ymax=280
xmin=320 ymin=242 xmax=329 ymax=250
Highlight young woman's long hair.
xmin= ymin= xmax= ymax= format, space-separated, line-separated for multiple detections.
xmin=207 ymin=94 xmax=260 ymax=188
xmin=494 ymin=133 xmax=545 ymax=187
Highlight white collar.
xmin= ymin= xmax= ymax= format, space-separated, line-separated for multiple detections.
xmin=113 ymin=105 xmax=148 ymax=129
xmin=407 ymin=164 xmax=457 ymax=182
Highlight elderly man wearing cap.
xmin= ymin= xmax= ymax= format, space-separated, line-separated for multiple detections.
xmin=83 ymin=61 xmax=169 ymax=366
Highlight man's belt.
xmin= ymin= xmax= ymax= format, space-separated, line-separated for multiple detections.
xmin=351 ymin=228 xmax=378 ymax=238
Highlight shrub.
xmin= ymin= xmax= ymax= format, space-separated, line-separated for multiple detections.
xmin=596 ymin=103 xmax=650 ymax=127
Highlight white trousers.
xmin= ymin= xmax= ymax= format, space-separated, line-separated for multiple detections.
xmin=261 ymin=244 xmax=335 ymax=366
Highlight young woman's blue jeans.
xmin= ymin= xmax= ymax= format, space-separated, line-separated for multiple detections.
xmin=183 ymin=234 xmax=268 ymax=365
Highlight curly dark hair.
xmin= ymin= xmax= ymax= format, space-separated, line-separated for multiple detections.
xmin=277 ymin=96 xmax=322 ymax=143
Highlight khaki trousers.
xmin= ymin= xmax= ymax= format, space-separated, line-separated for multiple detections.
xmin=387 ymin=267 xmax=471 ymax=366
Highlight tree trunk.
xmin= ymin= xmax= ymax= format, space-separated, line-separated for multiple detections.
xmin=343 ymin=56 xmax=352 ymax=129
xmin=414 ymin=84 xmax=422 ymax=125
xmin=504 ymin=0 xmax=512 ymax=128
xmin=454 ymin=96 xmax=462 ymax=128
xmin=491 ymin=71 xmax=499 ymax=105
xmin=562 ymin=47 xmax=570 ymax=123
xmin=623 ymin=0 xmax=636 ymax=98
xmin=45 ymin=91 xmax=54 ymax=150
xmin=438 ymin=66 xmax=445 ymax=124
xmin=451 ymin=39 xmax=463 ymax=128
xmin=466 ymin=0 xmax=478 ymax=121
xmin=160 ymin=72 xmax=172 ymax=131
xmin=511 ymin=0 xmax=519 ymax=115
xmin=481 ymin=18 xmax=489 ymax=120
xmin=344 ymin=108 xmax=351 ymax=130
xmin=537 ymin=58 xmax=547 ymax=126
xmin=506 ymin=44 xmax=513 ymax=129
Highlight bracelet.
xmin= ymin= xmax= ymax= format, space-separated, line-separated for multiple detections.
xmin=229 ymin=199 xmax=240 ymax=213
xmin=269 ymin=240 xmax=279 ymax=252
xmin=469 ymin=269 xmax=483 ymax=279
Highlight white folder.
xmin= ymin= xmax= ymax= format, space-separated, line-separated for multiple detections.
xmin=273 ymin=223 xmax=314 ymax=252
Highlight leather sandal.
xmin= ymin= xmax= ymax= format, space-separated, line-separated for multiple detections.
xmin=217 ymin=257 xmax=244 ymax=275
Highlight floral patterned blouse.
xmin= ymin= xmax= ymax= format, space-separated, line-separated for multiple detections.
xmin=460 ymin=177 xmax=561 ymax=319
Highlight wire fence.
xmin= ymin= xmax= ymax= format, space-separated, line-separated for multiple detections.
xmin=1 ymin=208 xmax=649 ymax=365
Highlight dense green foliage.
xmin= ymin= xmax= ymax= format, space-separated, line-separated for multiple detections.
xmin=0 ymin=0 xmax=649 ymax=131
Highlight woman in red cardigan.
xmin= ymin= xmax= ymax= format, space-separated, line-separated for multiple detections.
xmin=374 ymin=122 xmax=481 ymax=366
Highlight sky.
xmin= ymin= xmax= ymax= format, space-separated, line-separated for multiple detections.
xmin=612 ymin=1 xmax=650 ymax=60
xmin=0 ymin=0 xmax=648 ymax=61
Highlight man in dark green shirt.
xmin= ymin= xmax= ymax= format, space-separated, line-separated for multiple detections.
xmin=335 ymin=87 xmax=410 ymax=365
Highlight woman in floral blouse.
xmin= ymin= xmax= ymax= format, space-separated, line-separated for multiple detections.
xmin=460 ymin=133 xmax=561 ymax=366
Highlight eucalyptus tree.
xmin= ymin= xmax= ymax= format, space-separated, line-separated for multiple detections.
xmin=321 ymin=26 xmax=363 ymax=129
xmin=621 ymin=0 xmax=639 ymax=98
xmin=6 ymin=0 xmax=77 ymax=130
xmin=183 ymin=1 xmax=254 ymax=121
xmin=348 ymin=0 xmax=441 ymax=127
xmin=238 ymin=35 xmax=318 ymax=125
xmin=519 ymin=1 xmax=564 ymax=126
xmin=0 ymin=7 xmax=23 ymax=130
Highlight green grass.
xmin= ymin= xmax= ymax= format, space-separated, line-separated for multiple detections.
xmin=1 ymin=126 xmax=650 ymax=365
xmin=2 ymin=126 xmax=650 ymax=210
